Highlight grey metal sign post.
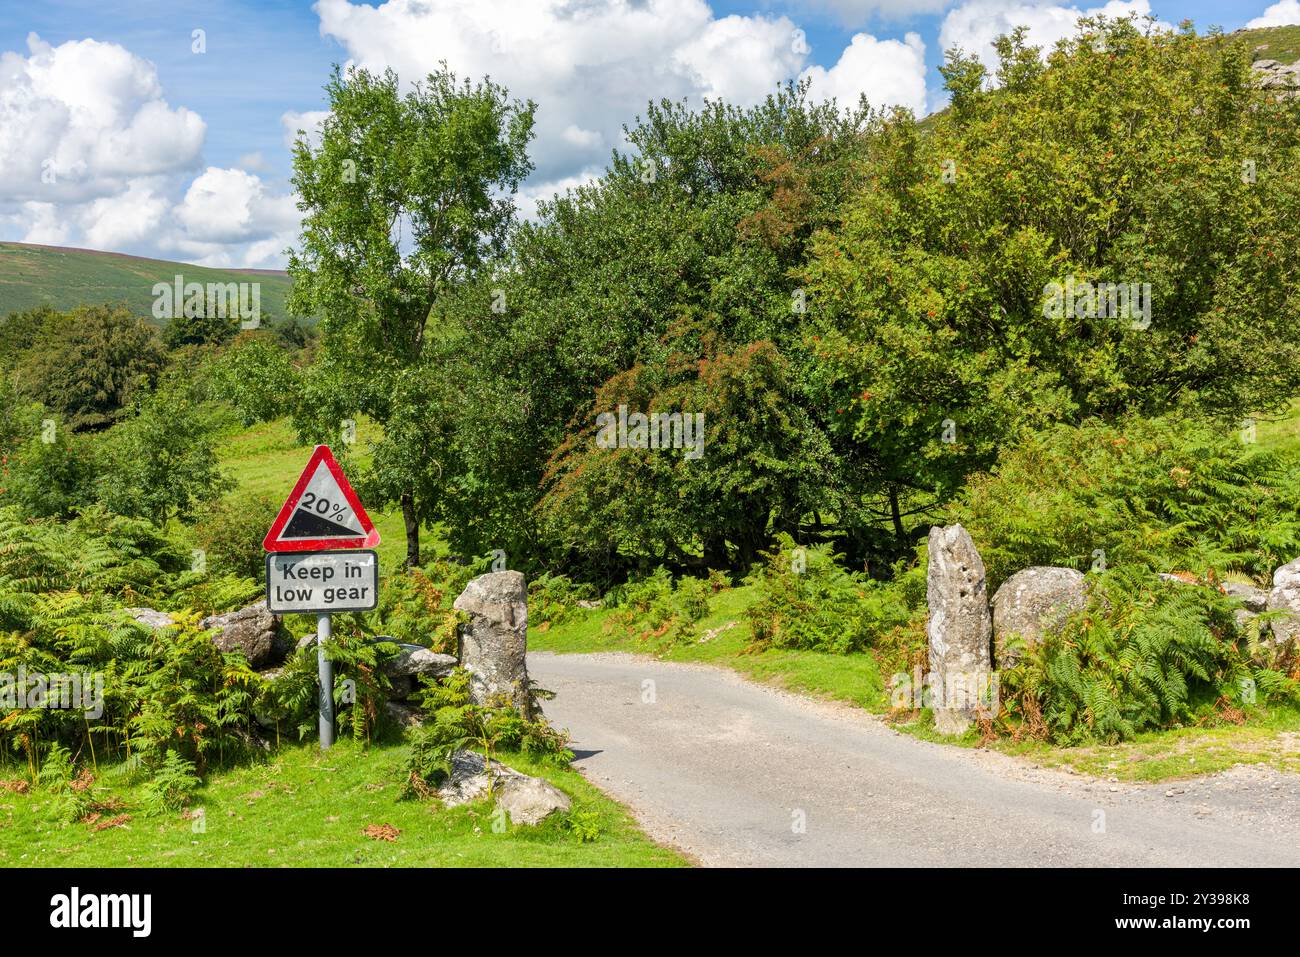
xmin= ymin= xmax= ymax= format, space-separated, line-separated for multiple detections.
xmin=317 ymin=613 xmax=334 ymax=749
xmin=264 ymin=545 xmax=381 ymax=753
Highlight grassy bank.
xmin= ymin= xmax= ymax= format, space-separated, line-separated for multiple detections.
xmin=0 ymin=740 xmax=685 ymax=868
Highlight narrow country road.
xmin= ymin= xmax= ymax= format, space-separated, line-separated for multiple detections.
xmin=529 ymin=651 xmax=1300 ymax=867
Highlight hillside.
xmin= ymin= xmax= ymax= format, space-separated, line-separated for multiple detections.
xmin=1242 ymin=23 xmax=1300 ymax=64
xmin=0 ymin=242 xmax=296 ymax=322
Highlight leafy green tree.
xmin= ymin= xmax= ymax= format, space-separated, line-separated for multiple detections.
xmin=803 ymin=16 xmax=1300 ymax=538
xmin=538 ymin=337 xmax=833 ymax=577
xmin=267 ymin=315 xmax=316 ymax=351
xmin=287 ymin=63 xmax=535 ymax=567
xmin=0 ymin=306 xmax=58 ymax=371
xmin=439 ymin=82 xmax=872 ymax=570
xmin=13 ymin=305 xmax=167 ymax=431
xmin=162 ymin=310 xmax=239 ymax=350
xmin=96 ymin=378 xmax=231 ymax=526
xmin=213 ymin=337 xmax=305 ymax=426
xmin=0 ymin=378 xmax=30 ymax=460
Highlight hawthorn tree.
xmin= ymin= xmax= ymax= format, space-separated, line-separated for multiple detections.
xmin=12 ymin=306 xmax=166 ymax=431
xmin=287 ymin=64 xmax=534 ymax=567
xmin=438 ymin=83 xmax=873 ymax=572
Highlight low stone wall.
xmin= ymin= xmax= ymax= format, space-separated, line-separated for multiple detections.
xmin=127 ymin=570 xmax=536 ymax=725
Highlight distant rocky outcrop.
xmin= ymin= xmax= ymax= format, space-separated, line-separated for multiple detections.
xmin=1251 ymin=59 xmax=1300 ymax=99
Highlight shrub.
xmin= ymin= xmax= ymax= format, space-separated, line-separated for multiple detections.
xmin=949 ymin=415 xmax=1300 ymax=589
xmin=141 ymin=752 xmax=202 ymax=812
xmin=370 ymin=563 xmax=469 ymax=655
xmin=95 ymin=378 xmax=231 ymax=526
xmin=528 ymin=572 xmax=598 ymax=627
xmin=12 ymin=305 xmax=167 ymax=431
xmin=1001 ymin=566 xmax=1298 ymax=744
xmin=0 ymin=417 xmax=99 ymax=519
xmin=400 ymin=669 xmax=573 ymax=798
xmin=744 ymin=533 xmax=912 ymax=654
xmin=211 ymin=338 xmax=304 ymax=426
xmin=604 ymin=567 xmax=714 ymax=647
xmin=193 ymin=495 xmax=281 ymax=579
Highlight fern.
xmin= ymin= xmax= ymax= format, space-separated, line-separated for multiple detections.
xmin=1002 ymin=566 xmax=1295 ymax=744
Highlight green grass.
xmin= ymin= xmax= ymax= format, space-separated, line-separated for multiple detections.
xmin=0 ymin=739 xmax=685 ymax=867
xmin=877 ymin=704 xmax=1300 ymax=783
xmin=532 ymin=584 xmax=887 ymax=711
xmin=991 ymin=705 xmax=1300 ymax=782
xmin=1253 ymin=399 xmax=1300 ymax=454
xmin=0 ymin=242 xmax=296 ymax=324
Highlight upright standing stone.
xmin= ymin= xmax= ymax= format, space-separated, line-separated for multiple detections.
xmin=454 ymin=571 xmax=533 ymax=717
xmin=1267 ymin=557 xmax=1300 ymax=654
xmin=926 ymin=525 xmax=993 ymax=735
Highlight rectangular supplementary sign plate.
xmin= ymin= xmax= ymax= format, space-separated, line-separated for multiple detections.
xmin=265 ymin=550 xmax=379 ymax=614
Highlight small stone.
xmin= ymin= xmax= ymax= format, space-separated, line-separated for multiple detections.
xmin=126 ymin=608 xmax=178 ymax=629
xmin=382 ymin=643 xmax=457 ymax=678
xmin=436 ymin=750 xmax=570 ymax=825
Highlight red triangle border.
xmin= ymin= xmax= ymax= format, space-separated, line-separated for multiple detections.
xmin=263 ymin=445 xmax=381 ymax=552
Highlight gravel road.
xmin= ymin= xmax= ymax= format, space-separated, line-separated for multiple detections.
xmin=529 ymin=651 xmax=1300 ymax=867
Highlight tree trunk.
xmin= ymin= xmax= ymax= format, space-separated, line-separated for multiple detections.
xmin=401 ymin=489 xmax=420 ymax=569
xmin=703 ymin=534 xmax=729 ymax=572
xmin=889 ymin=484 xmax=905 ymax=545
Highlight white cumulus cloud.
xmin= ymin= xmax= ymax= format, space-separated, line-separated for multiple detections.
xmin=168 ymin=167 xmax=300 ymax=265
xmin=0 ymin=33 xmax=204 ymax=204
xmin=281 ymin=109 xmax=330 ymax=150
xmin=939 ymin=0 xmax=1167 ymax=72
xmin=800 ymin=30 xmax=928 ymax=112
xmin=0 ymin=34 xmax=299 ymax=268
xmin=313 ymin=0 xmax=909 ymax=213
xmin=1247 ymin=1 xmax=1300 ymax=28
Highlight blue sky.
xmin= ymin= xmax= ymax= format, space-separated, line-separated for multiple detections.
xmin=0 ymin=0 xmax=1290 ymax=266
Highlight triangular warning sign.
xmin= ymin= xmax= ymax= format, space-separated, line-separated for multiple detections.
xmin=263 ymin=446 xmax=380 ymax=552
